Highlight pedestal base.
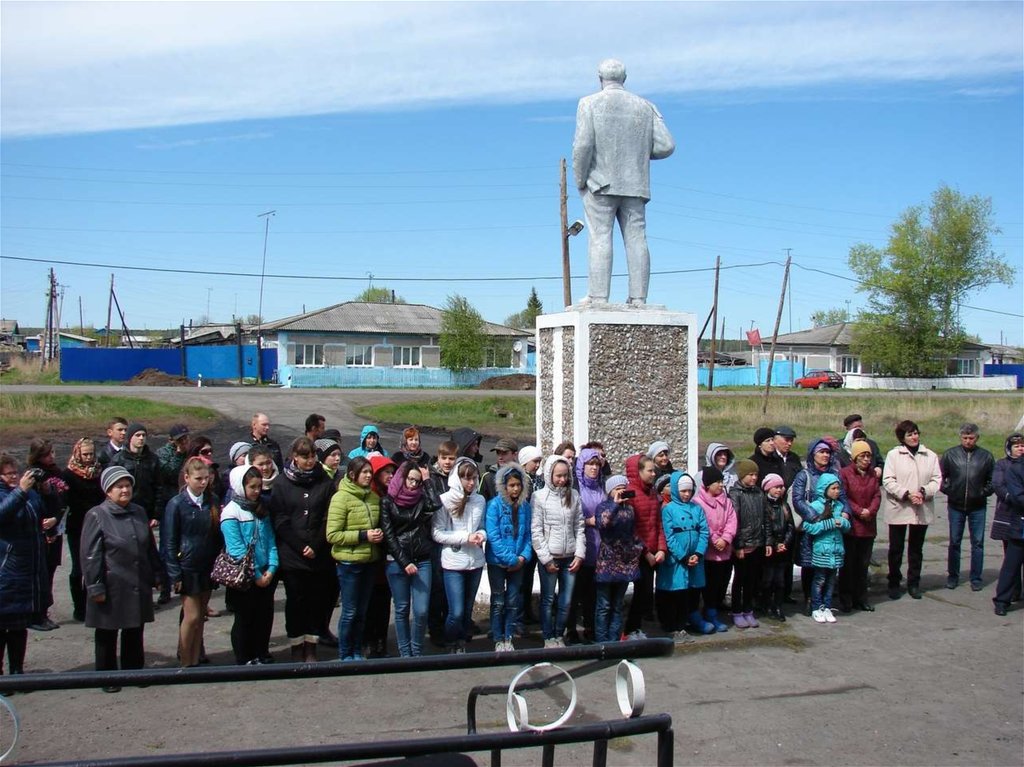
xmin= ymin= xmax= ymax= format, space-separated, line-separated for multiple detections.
xmin=535 ymin=306 xmax=698 ymax=472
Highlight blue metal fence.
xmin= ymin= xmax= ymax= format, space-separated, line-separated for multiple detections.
xmin=279 ymin=363 xmax=532 ymax=388
xmin=696 ymin=360 xmax=804 ymax=387
xmin=60 ymin=346 xmax=277 ymax=382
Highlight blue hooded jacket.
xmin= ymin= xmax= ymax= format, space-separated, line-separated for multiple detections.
xmin=348 ymin=424 xmax=389 ymax=460
xmin=803 ymin=472 xmax=850 ymax=569
xmin=656 ymin=471 xmax=708 ymax=591
xmin=485 ymin=464 xmax=533 ymax=567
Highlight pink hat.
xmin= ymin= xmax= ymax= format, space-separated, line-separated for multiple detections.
xmin=761 ymin=473 xmax=785 ymax=492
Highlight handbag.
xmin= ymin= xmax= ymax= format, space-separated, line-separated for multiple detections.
xmin=211 ymin=520 xmax=257 ymax=591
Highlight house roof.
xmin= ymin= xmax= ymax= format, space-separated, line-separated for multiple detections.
xmin=263 ymin=302 xmax=529 ymax=338
xmin=773 ymin=322 xmax=988 ymax=351
xmin=0 ymin=319 xmax=19 ymax=334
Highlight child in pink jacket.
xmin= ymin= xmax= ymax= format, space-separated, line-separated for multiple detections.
xmin=694 ymin=466 xmax=737 ymax=632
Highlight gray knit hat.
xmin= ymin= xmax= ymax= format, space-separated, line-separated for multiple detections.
xmin=605 ymin=474 xmax=629 ymax=494
xmin=646 ymin=440 xmax=670 ymax=459
xmin=100 ymin=466 xmax=135 ymax=493
xmin=228 ymin=441 xmax=252 ymax=464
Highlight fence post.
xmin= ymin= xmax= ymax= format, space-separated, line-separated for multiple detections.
xmin=235 ymin=322 xmax=244 ymax=384
xmin=179 ymin=325 xmax=188 ymax=380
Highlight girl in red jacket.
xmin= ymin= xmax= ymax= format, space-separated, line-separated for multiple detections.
xmin=623 ymin=454 xmax=666 ymax=639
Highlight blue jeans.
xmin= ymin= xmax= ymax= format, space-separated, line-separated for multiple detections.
xmin=442 ymin=568 xmax=482 ymax=645
xmin=386 ymin=560 xmax=432 ymax=657
xmin=487 ymin=564 xmax=524 ymax=642
xmin=538 ymin=558 xmax=577 ymax=640
xmin=948 ymin=507 xmax=986 ymax=586
xmin=594 ymin=581 xmax=628 ymax=643
xmin=336 ymin=562 xmax=375 ymax=660
xmin=810 ymin=567 xmax=838 ymax=611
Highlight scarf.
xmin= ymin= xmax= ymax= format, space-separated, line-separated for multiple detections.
xmin=387 ymin=465 xmax=423 ymax=507
xmin=283 ymin=461 xmax=318 ymax=484
xmin=67 ymin=439 xmax=99 ymax=479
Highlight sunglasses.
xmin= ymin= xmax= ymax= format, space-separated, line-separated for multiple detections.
xmin=199 ymin=448 xmax=213 ymax=456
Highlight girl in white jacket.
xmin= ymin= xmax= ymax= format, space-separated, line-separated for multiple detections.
xmin=531 ymin=456 xmax=586 ymax=647
xmin=432 ymin=457 xmax=487 ymax=653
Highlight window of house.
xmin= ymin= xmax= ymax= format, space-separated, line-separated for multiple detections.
xmin=393 ymin=346 xmax=421 ymax=367
xmin=484 ymin=346 xmax=512 ymax=368
xmin=839 ymin=355 xmax=860 ymax=374
xmin=346 ymin=345 xmax=373 ymax=366
xmin=950 ymin=358 xmax=978 ymax=376
xmin=294 ymin=343 xmax=324 ymax=366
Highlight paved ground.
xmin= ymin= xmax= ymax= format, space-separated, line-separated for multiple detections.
xmin=1 ymin=386 xmax=1021 ymax=766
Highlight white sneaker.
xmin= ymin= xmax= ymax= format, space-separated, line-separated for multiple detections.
xmin=495 ymin=641 xmax=507 ymax=652
xmin=505 ymin=639 xmax=515 ymax=652
xmin=812 ymin=608 xmax=828 ymax=624
xmin=543 ymin=638 xmax=559 ymax=649
xmin=626 ymin=630 xmax=648 ymax=641
xmin=553 ymin=637 xmax=565 ymax=648
xmin=824 ymin=608 xmax=837 ymax=624
xmin=671 ymin=630 xmax=693 ymax=644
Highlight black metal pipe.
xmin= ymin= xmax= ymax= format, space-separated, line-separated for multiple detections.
xmin=0 ymin=639 xmax=673 ymax=694
xmin=33 ymin=714 xmax=674 ymax=767
xmin=592 ymin=738 xmax=609 ymax=767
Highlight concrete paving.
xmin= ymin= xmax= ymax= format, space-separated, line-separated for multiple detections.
xmin=1 ymin=386 xmax=1021 ymax=765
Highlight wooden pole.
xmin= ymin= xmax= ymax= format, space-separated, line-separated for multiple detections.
xmin=707 ymin=256 xmax=720 ymax=391
xmin=762 ymin=255 xmax=792 ymax=415
xmin=105 ymin=274 xmax=114 ymax=348
xmin=560 ymin=158 xmax=572 ymax=307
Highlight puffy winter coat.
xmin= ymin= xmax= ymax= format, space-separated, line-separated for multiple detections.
xmin=380 ymin=480 xmax=441 ymax=568
xmin=701 ymin=443 xmax=738 ymax=490
xmin=485 ymin=464 xmax=533 ymax=567
xmin=81 ymin=498 xmax=160 ymax=630
xmin=764 ymin=495 xmax=795 ymax=554
xmin=803 ymin=473 xmax=851 ymax=569
xmin=348 ymin=424 xmax=388 ymax=460
xmin=61 ymin=468 xmax=105 ymax=540
xmin=433 ymin=457 xmax=487 ymax=570
xmin=531 ymin=456 xmax=585 ymax=565
xmin=0 ymin=484 xmax=48 ymax=618
xmin=656 ymin=472 xmax=708 ymax=591
xmin=624 ymin=454 xmax=666 ymax=555
xmin=940 ymin=445 xmax=995 ymax=512
xmin=162 ymin=488 xmax=221 ymax=582
xmin=991 ymin=435 xmax=1024 ymax=542
xmin=694 ymin=485 xmax=737 ymax=562
xmin=327 ymin=476 xmax=382 ymax=564
xmin=269 ymin=464 xmax=334 ymax=573
xmin=840 ymin=462 xmax=881 ymax=538
xmin=793 ymin=438 xmax=848 ymax=526
xmin=109 ymin=447 xmax=161 ymax=520
xmin=882 ymin=443 xmax=942 ymax=525
xmin=728 ymin=481 xmax=768 ymax=552
xmin=220 ymin=466 xmax=278 ymax=579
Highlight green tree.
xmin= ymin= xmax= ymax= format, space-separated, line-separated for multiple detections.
xmin=504 ymin=287 xmax=544 ymax=330
xmin=440 ymin=294 xmax=486 ymax=372
xmin=354 ymin=286 xmax=406 ymax=304
xmin=809 ymin=307 xmax=849 ymax=327
xmin=849 ymin=185 xmax=1013 ymax=376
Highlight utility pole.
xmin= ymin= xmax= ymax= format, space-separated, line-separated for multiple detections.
xmin=79 ymin=296 xmax=84 ymax=335
xmin=784 ymin=248 xmax=793 ymax=333
xmin=560 ymin=158 xmax=572 ymax=307
xmin=256 ymin=210 xmax=276 ymax=384
xmin=105 ymin=274 xmax=115 ymax=347
xmin=708 ymin=255 xmax=721 ymax=391
xmin=762 ymin=254 xmax=792 ymax=414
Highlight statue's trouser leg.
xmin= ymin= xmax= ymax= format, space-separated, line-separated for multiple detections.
xmin=582 ymin=190 xmax=617 ymax=302
xmin=617 ymin=197 xmax=649 ymax=303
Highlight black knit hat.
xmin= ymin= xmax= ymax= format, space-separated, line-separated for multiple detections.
xmin=753 ymin=427 xmax=776 ymax=446
xmin=702 ymin=466 xmax=724 ymax=487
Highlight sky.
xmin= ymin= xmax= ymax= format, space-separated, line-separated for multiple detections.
xmin=1 ymin=0 xmax=1022 ymax=346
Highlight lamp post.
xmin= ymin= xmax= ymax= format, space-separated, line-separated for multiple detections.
xmin=559 ymin=158 xmax=585 ymax=307
xmin=256 ymin=210 xmax=276 ymax=383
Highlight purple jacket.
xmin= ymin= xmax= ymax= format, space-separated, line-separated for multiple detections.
xmin=576 ymin=448 xmax=605 ymax=567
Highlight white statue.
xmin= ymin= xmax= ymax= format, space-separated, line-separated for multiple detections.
xmin=572 ymin=59 xmax=675 ymax=306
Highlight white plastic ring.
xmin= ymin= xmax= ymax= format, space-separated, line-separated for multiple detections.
xmin=615 ymin=660 xmax=646 ymax=718
xmin=505 ymin=662 xmax=578 ymax=732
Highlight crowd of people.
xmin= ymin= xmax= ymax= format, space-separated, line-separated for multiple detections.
xmin=1 ymin=410 xmax=1021 ymax=686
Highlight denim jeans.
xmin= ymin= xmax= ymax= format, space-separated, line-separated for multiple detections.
xmin=538 ymin=558 xmax=577 ymax=640
xmin=810 ymin=567 xmax=838 ymax=611
xmin=442 ymin=568 xmax=483 ymax=645
xmin=487 ymin=563 xmax=524 ymax=642
xmin=336 ymin=562 xmax=376 ymax=660
xmin=386 ymin=560 xmax=432 ymax=657
xmin=594 ymin=581 xmax=628 ymax=642
xmin=948 ymin=507 xmax=987 ymax=586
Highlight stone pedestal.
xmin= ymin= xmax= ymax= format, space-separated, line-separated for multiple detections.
xmin=535 ymin=306 xmax=698 ymax=473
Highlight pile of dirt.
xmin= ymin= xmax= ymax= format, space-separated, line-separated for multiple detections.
xmin=477 ymin=373 xmax=535 ymax=391
xmin=128 ymin=368 xmax=192 ymax=386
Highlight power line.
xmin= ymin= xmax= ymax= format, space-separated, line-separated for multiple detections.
xmin=0 ymin=161 xmax=552 ymax=177
xmin=1 ymin=194 xmax=551 ymax=208
xmin=0 ymin=223 xmax=559 ymax=236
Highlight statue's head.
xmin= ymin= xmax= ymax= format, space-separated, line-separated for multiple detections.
xmin=597 ymin=59 xmax=626 ymax=84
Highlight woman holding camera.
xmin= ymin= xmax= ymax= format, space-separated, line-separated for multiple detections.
xmin=0 ymin=453 xmax=48 ymax=676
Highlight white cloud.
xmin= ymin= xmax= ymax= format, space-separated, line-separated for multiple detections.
xmin=1 ymin=1 xmax=1021 ymax=137
xmin=135 ymin=131 xmax=273 ymax=150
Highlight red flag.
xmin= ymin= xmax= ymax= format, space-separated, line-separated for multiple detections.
xmin=746 ymin=329 xmax=762 ymax=346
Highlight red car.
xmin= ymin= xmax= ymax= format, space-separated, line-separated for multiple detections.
xmin=794 ymin=369 xmax=844 ymax=389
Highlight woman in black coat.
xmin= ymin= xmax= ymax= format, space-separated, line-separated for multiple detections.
xmin=27 ymin=438 xmax=68 ymax=631
xmin=61 ymin=438 xmax=105 ymax=622
xmin=269 ymin=437 xmax=335 ymax=662
xmin=0 ymin=453 xmax=48 ymax=676
xmin=81 ymin=466 xmax=162 ymax=691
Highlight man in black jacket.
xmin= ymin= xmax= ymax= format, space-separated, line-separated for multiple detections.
xmin=940 ymin=423 xmax=995 ymax=591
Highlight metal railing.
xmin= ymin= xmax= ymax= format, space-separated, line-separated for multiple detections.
xmin=0 ymin=639 xmax=675 ymax=767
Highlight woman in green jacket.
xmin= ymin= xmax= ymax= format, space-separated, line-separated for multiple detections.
xmin=326 ymin=457 xmax=382 ymax=661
